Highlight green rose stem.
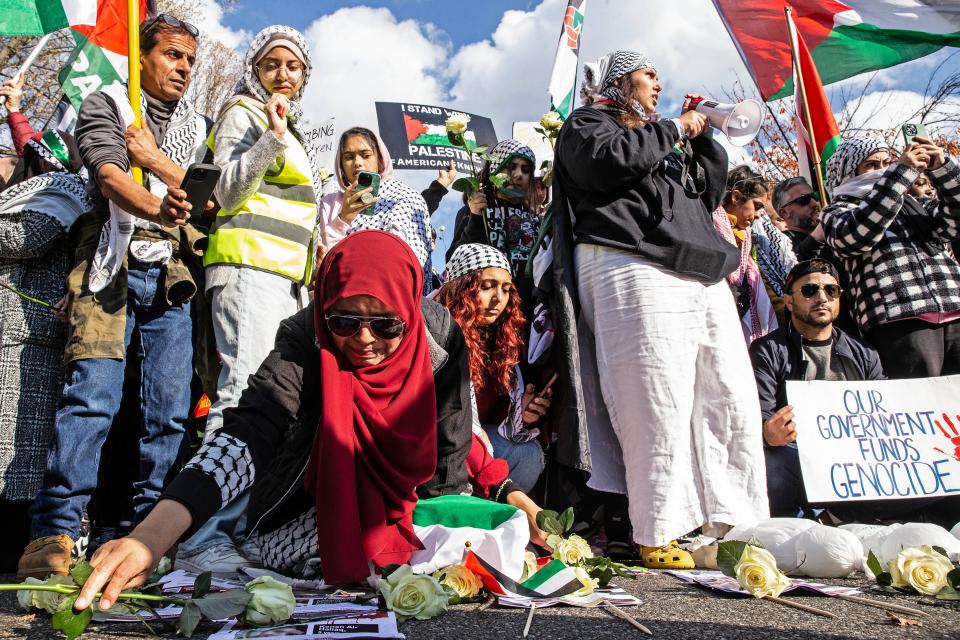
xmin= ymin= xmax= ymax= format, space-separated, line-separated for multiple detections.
xmin=0 ymin=583 xmax=186 ymax=606
xmin=460 ymin=137 xmax=490 ymax=243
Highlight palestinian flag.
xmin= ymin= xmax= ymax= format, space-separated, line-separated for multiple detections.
xmin=547 ymin=0 xmax=586 ymax=120
xmin=0 ymin=0 xmax=98 ymax=36
xmin=58 ymin=0 xmax=150 ymax=109
xmin=409 ymin=495 xmax=529 ymax=579
xmin=788 ymin=12 xmax=841 ymax=192
xmin=711 ymin=0 xmax=960 ymax=101
xmin=403 ymin=114 xmax=478 ymax=149
xmin=465 ymin=551 xmax=583 ymax=599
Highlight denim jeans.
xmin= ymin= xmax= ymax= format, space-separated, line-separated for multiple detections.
xmin=178 ymin=267 xmax=304 ymax=559
xmin=30 ymin=259 xmax=192 ymax=538
xmin=763 ymin=443 xmax=808 ymax=518
xmin=482 ymin=425 xmax=544 ymax=494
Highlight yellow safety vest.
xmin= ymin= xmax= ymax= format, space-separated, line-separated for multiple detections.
xmin=204 ymin=99 xmax=318 ymax=284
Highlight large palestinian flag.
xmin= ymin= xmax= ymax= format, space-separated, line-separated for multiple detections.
xmin=0 ymin=1 xmax=150 ymax=110
xmin=547 ymin=0 xmax=586 ymax=120
xmin=712 ymin=1 xmax=960 ymax=101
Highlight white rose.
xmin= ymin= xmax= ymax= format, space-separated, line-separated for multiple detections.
xmin=16 ymin=577 xmax=44 ymax=611
xmin=571 ymin=566 xmax=598 ymax=598
xmin=552 ymin=534 xmax=594 ymax=566
xmin=888 ymin=546 xmax=955 ymax=596
xmin=433 ymin=564 xmax=483 ymax=599
xmin=380 ymin=565 xmax=448 ymax=621
xmin=520 ymin=551 xmax=539 ymax=582
xmin=735 ymin=546 xmax=791 ymax=599
xmin=243 ymin=576 xmax=296 ymax=627
xmin=540 ymin=111 xmax=563 ymax=131
xmin=445 ymin=114 xmax=470 ymax=135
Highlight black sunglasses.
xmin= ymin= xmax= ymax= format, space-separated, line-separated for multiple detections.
xmin=325 ymin=313 xmax=406 ymax=340
xmin=143 ymin=13 xmax=199 ymax=38
xmin=798 ymin=283 xmax=842 ymax=299
xmin=783 ymin=192 xmax=819 ymax=208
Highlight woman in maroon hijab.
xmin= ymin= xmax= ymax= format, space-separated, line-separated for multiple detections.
xmin=74 ymin=231 xmax=445 ymax=609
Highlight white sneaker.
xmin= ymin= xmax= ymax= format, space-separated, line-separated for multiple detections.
xmin=175 ymin=543 xmax=257 ymax=575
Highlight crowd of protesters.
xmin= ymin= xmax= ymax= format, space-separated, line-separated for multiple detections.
xmin=1 ymin=15 xmax=959 ymax=601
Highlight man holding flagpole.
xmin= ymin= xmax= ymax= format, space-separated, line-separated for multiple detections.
xmin=18 ymin=12 xmax=211 ymax=579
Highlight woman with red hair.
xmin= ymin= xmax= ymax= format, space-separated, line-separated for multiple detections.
xmin=435 ymin=244 xmax=551 ymax=492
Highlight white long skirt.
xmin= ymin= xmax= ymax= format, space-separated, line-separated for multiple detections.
xmin=575 ymin=243 xmax=769 ymax=546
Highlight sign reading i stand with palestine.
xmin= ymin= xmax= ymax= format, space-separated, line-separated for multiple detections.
xmin=375 ymin=102 xmax=498 ymax=173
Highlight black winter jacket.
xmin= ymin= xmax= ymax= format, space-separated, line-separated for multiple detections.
xmin=554 ymin=106 xmax=738 ymax=284
xmin=748 ymin=323 xmax=885 ymax=423
xmin=163 ymin=298 xmax=473 ymax=540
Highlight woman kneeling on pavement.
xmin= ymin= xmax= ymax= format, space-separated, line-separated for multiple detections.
xmin=74 ymin=231 xmax=547 ymax=609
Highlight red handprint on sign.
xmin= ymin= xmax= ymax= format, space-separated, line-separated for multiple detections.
xmin=933 ymin=413 xmax=960 ymax=463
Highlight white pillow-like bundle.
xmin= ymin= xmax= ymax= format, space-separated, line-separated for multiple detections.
xmin=951 ymin=521 xmax=959 ymax=541
xmin=839 ymin=523 xmax=895 ymax=563
xmin=792 ymin=526 xmax=864 ymax=577
xmin=723 ymin=518 xmax=817 ymax=573
xmin=877 ymin=523 xmax=960 ymax=565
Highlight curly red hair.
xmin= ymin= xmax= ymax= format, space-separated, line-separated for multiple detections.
xmin=435 ymin=270 xmax=526 ymax=396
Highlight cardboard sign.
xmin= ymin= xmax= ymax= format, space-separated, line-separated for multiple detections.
xmin=375 ymin=101 xmax=498 ymax=172
xmin=787 ymin=376 xmax=960 ymax=502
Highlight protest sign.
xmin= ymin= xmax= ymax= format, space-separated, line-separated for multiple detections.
xmin=375 ymin=102 xmax=498 ymax=172
xmin=787 ymin=376 xmax=960 ymax=503
xmin=299 ymin=116 xmax=337 ymax=193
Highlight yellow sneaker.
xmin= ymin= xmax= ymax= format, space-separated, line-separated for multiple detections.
xmin=640 ymin=541 xmax=695 ymax=570
xmin=17 ymin=534 xmax=74 ymax=580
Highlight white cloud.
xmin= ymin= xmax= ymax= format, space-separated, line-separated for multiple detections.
xmin=300 ymin=7 xmax=449 ymax=129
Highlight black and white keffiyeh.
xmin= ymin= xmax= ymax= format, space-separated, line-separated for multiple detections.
xmin=488 ymin=139 xmax=536 ymax=175
xmin=236 ymin=25 xmax=324 ymax=202
xmin=446 ymin=243 xmax=511 ymax=280
xmin=826 ymin=136 xmax=890 ymax=193
xmin=580 ymin=50 xmax=656 ymax=115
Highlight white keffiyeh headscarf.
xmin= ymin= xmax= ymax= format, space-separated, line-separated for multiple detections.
xmin=580 ymin=50 xmax=656 ymax=116
xmin=233 ymin=25 xmax=324 ymax=202
xmin=826 ymin=136 xmax=891 ymax=194
xmin=446 ymin=243 xmax=511 ymax=281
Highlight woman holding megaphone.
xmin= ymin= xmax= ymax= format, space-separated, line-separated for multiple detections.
xmin=551 ymin=50 xmax=769 ymax=568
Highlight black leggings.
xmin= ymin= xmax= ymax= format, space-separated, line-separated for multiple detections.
xmin=866 ymin=318 xmax=960 ymax=378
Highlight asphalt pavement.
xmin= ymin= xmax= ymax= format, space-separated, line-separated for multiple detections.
xmin=1 ymin=572 xmax=957 ymax=640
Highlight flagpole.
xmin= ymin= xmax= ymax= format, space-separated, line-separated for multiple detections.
xmin=128 ymin=0 xmax=143 ymax=185
xmin=784 ymin=6 xmax=828 ymax=207
xmin=1 ymin=33 xmax=52 ymax=110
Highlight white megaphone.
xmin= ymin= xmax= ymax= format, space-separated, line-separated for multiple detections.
xmin=690 ymin=98 xmax=762 ymax=146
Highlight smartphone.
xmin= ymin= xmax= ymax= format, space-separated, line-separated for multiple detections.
xmin=178 ymin=163 xmax=221 ymax=218
xmin=536 ymin=372 xmax=559 ymax=399
xmin=356 ymin=170 xmax=381 ymax=208
xmin=901 ymin=123 xmax=929 ymax=146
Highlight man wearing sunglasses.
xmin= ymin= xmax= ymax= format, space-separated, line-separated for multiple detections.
xmin=749 ymin=260 xmax=885 ymax=518
xmin=772 ymin=177 xmax=827 ymax=260
xmin=19 ymin=14 xmax=212 ymax=579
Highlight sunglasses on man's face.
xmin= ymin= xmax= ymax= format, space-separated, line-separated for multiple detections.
xmin=783 ymin=192 xmax=819 ymax=208
xmin=325 ymin=313 xmax=406 ymax=340
xmin=798 ymin=283 xmax=842 ymax=299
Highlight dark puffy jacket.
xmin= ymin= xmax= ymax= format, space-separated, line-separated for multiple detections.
xmin=748 ymin=323 xmax=885 ymax=423
xmin=165 ymin=298 xmax=473 ymax=540
xmin=554 ymin=106 xmax=738 ymax=284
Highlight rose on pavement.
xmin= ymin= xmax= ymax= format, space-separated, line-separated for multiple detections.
xmin=243 ymin=576 xmax=295 ymax=627
xmin=379 ymin=565 xmax=448 ymax=621
xmin=735 ymin=546 xmax=791 ymax=599
xmin=433 ymin=565 xmax=483 ymax=599
xmin=889 ymin=546 xmax=955 ymax=596
xmin=552 ymin=534 xmax=594 ymax=566
xmin=520 ymin=551 xmax=539 ymax=582
xmin=17 ymin=575 xmax=75 ymax=614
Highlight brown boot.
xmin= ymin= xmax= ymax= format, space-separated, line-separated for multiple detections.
xmin=17 ymin=535 xmax=74 ymax=580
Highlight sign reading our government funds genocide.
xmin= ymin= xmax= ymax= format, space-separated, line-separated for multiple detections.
xmin=375 ymin=102 xmax=498 ymax=173
xmin=787 ymin=376 xmax=960 ymax=503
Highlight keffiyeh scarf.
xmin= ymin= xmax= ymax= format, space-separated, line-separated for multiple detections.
xmin=236 ymin=25 xmax=324 ymax=202
xmin=488 ymin=139 xmax=536 ymax=175
xmin=581 ymin=50 xmax=656 ymax=116
xmin=825 ymin=136 xmax=890 ymax=193
xmin=446 ymin=243 xmax=511 ymax=280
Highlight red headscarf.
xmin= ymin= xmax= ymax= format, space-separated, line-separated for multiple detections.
xmin=309 ymin=230 xmax=437 ymax=583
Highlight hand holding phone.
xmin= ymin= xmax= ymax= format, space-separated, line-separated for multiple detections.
xmin=521 ymin=372 xmax=558 ymax=425
xmin=177 ymin=163 xmax=221 ymax=220
xmin=355 ymin=170 xmax=381 ymax=207
xmin=901 ymin=123 xmax=929 ymax=147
